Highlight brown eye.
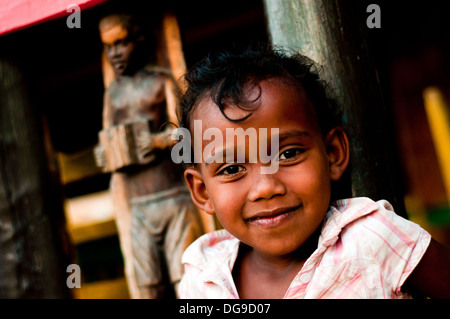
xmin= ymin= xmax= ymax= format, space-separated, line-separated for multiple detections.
xmin=279 ymin=148 xmax=304 ymax=160
xmin=219 ymin=165 xmax=245 ymax=175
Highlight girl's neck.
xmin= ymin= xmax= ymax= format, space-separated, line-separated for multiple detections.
xmin=232 ymin=224 xmax=322 ymax=298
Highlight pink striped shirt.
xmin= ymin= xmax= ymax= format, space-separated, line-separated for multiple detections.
xmin=179 ymin=197 xmax=431 ymax=299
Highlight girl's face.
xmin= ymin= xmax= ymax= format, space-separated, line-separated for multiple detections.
xmin=185 ymin=78 xmax=349 ymax=258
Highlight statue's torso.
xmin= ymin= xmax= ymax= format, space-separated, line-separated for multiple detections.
xmin=106 ymin=71 xmax=184 ymax=198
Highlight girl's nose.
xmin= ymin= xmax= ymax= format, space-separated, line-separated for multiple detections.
xmin=248 ymin=171 xmax=286 ymax=202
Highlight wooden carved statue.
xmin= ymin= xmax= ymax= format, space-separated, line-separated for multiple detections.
xmin=94 ymin=13 xmax=205 ymax=299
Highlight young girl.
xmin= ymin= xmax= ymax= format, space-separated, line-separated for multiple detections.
xmin=176 ymin=45 xmax=450 ymax=299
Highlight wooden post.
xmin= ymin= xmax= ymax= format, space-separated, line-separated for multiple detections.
xmin=157 ymin=12 xmax=217 ymax=233
xmin=263 ymin=0 xmax=407 ymax=217
xmin=0 ymin=57 xmax=72 ymax=298
xmin=423 ymin=87 xmax=450 ymax=204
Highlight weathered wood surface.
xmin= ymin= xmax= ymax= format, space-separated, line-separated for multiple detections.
xmin=159 ymin=11 xmax=188 ymax=122
xmin=98 ymin=121 xmax=153 ymax=172
xmin=423 ymin=87 xmax=450 ymax=204
xmin=0 ymin=57 xmax=72 ymax=298
xmin=264 ymin=0 xmax=407 ymax=217
xmin=157 ymin=11 xmax=217 ymax=233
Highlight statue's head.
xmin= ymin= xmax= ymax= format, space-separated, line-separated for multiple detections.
xmin=99 ymin=14 xmax=146 ymax=77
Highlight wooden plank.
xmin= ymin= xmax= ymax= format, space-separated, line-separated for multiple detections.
xmin=65 ymin=190 xmax=117 ymax=244
xmin=423 ymin=87 xmax=450 ymax=204
xmin=73 ymin=277 xmax=130 ymax=299
xmin=101 ymin=50 xmax=115 ymax=90
xmin=57 ymin=146 xmax=103 ymax=185
xmin=159 ymin=12 xmax=218 ymax=233
xmin=68 ymin=219 xmax=117 ymax=244
xmin=0 ymin=57 xmax=71 ymax=298
xmin=97 ymin=121 xmax=155 ymax=172
xmin=159 ymin=11 xmax=187 ymax=125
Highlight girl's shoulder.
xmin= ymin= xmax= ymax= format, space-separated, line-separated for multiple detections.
xmin=322 ymin=197 xmax=431 ymax=279
xmin=181 ymin=229 xmax=240 ymax=270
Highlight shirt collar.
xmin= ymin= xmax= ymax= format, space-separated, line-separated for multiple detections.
xmin=319 ymin=197 xmax=379 ymax=248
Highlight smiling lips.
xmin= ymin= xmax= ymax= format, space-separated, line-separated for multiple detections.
xmin=246 ymin=205 xmax=300 ymax=227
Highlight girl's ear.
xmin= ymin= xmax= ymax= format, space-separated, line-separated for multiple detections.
xmin=325 ymin=127 xmax=350 ymax=182
xmin=184 ymin=167 xmax=215 ymax=215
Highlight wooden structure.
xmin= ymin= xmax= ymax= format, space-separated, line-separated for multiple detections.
xmin=423 ymin=87 xmax=450 ymax=204
xmin=97 ymin=120 xmax=155 ymax=172
xmin=64 ymin=190 xmax=129 ymax=298
xmin=0 ymin=57 xmax=72 ymax=298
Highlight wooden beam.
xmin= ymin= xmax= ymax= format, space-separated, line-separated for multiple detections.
xmin=159 ymin=11 xmax=187 ymax=126
xmin=158 ymin=12 xmax=218 ymax=233
xmin=423 ymin=87 xmax=450 ymax=204
xmin=0 ymin=57 xmax=72 ymax=298
xmin=57 ymin=146 xmax=103 ymax=185
xmin=65 ymin=190 xmax=117 ymax=244
xmin=73 ymin=277 xmax=130 ymax=299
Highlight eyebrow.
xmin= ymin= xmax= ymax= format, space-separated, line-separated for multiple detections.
xmin=204 ymin=129 xmax=312 ymax=166
xmin=277 ymin=129 xmax=312 ymax=141
xmin=204 ymin=146 xmax=246 ymax=166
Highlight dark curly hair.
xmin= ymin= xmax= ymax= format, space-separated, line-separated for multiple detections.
xmin=177 ymin=43 xmax=342 ymax=136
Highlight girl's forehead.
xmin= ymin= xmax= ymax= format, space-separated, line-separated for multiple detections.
xmin=193 ymin=78 xmax=317 ymax=128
